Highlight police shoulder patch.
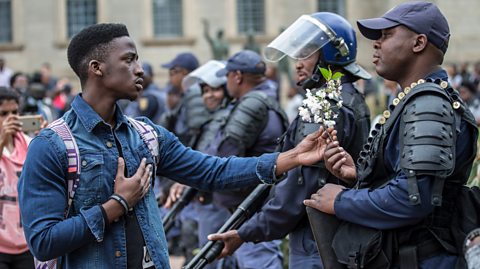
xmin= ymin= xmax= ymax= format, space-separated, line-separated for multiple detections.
xmin=139 ymin=97 xmax=149 ymax=111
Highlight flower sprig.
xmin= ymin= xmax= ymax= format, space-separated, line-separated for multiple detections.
xmin=298 ymin=66 xmax=343 ymax=127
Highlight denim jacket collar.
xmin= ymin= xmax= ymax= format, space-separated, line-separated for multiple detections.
xmin=71 ymin=94 xmax=129 ymax=133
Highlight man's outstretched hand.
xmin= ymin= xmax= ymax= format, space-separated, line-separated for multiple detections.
xmin=275 ymin=126 xmax=337 ymax=176
xmin=207 ymin=230 xmax=244 ymax=259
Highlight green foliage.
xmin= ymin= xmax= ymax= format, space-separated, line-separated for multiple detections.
xmin=318 ymin=66 xmax=344 ymax=81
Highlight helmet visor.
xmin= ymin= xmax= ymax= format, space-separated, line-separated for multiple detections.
xmin=264 ymin=15 xmax=336 ymax=62
xmin=182 ymin=60 xmax=227 ymax=89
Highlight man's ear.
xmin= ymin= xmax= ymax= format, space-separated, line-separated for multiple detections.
xmin=413 ymin=34 xmax=428 ymax=53
xmin=89 ymin=60 xmax=102 ymax=77
xmin=235 ymin=71 xmax=243 ymax=84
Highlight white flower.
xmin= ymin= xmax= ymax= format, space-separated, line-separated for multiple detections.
xmin=316 ymin=91 xmax=326 ymax=98
xmin=298 ymin=78 xmax=343 ymax=126
xmin=325 ymin=120 xmax=336 ymax=127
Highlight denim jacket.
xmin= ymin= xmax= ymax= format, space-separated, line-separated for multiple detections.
xmin=18 ymin=95 xmax=279 ymax=269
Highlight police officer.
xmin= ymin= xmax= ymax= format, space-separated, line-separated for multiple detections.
xmin=209 ymin=12 xmax=371 ymax=269
xmin=158 ymin=53 xmax=210 ymax=263
xmin=305 ymin=2 xmax=478 ymax=268
xmin=159 ymin=52 xmax=210 ymax=146
xmin=124 ymin=62 xmax=166 ymax=124
xmin=204 ymin=50 xmax=289 ymax=269
xmin=167 ymin=60 xmax=234 ymax=269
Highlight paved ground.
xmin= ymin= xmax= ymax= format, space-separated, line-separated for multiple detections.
xmin=169 ymin=255 xmax=185 ymax=269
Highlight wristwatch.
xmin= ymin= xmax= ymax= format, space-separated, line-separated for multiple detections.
xmin=464 ymin=228 xmax=480 ymax=254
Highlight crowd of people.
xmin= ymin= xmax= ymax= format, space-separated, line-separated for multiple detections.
xmin=0 ymin=1 xmax=479 ymax=269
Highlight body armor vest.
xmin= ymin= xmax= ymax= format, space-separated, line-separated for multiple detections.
xmin=355 ymin=79 xmax=477 ymax=253
xmin=222 ymin=90 xmax=289 ymax=156
xmin=159 ymin=86 xmax=211 ymax=146
xmin=194 ymin=105 xmax=231 ymax=153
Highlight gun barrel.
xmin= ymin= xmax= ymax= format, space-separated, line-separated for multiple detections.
xmin=162 ymin=187 xmax=198 ymax=233
xmin=183 ymin=184 xmax=271 ymax=269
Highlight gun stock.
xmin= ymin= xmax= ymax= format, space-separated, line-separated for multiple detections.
xmin=183 ymin=184 xmax=271 ymax=269
xmin=162 ymin=187 xmax=198 ymax=233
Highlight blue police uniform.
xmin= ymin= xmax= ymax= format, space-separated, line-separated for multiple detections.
xmin=124 ymin=83 xmax=166 ymax=124
xmin=202 ymin=78 xmax=287 ymax=269
xmin=193 ymin=96 xmax=233 ymax=269
xmin=332 ymin=70 xmax=477 ymax=268
xmin=237 ymin=78 xmax=370 ymax=269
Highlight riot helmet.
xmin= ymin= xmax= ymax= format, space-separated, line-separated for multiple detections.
xmin=264 ymin=12 xmax=370 ymax=81
xmin=182 ymin=60 xmax=230 ymax=111
xmin=182 ymin=60 xmax=227 ymax=89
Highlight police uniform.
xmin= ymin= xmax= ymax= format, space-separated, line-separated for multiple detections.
xmin=237 ymin=76 xmax=370 ymax=269
xmin=204 ymin=78 xmax=289 ymax=269
xmin=124 ymin=83 xmax=166 ymax=124
xmin=332 ymin=70 xmax=477 ymax=268
xmin=159 ymin=84 xmax=210 ymax=147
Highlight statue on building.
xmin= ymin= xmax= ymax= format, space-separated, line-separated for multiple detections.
xmin=243 ymin=29 xmax=261 ymax=54
xmin=202 ymin=19 xmax=229 ymax=60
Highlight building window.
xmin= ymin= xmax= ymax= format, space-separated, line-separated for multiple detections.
xmin=317 ymin=0 xmax=346 ymax=16
xmin=153 ymin=0 xmax=183 ymax=37
xmin=67 ymin=0 xmax=97 ymax=38
xmin=0 ymin=0 xmax=12 ymax=43
xmin=237 ymin=0 xmax=265 ymax=34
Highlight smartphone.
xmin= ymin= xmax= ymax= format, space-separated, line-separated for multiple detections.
xmin=18 ymin=115 xmax=43 ymax=132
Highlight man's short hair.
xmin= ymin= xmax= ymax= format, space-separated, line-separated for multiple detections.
xmin=67 ymin=23 xmax=130 ymax=84
xmin=0 ymin=87 xmax=19 ymax=105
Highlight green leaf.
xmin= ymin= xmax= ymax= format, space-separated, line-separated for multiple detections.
xmin=319 ymin=67 xmax=331 ymax=80
xmin=331 ymin=72 xmax=344 ymax=80
xmin=327 ymin=66 xmax=333 ymax=79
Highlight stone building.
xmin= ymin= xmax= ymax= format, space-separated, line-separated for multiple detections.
xmin=0 ymin=0 xmax=479 ymax=92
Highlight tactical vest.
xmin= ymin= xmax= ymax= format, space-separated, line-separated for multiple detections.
xmin=213 ymin=90 xmax=289 ymax=209
xmin=222 ymin=90 xmax=289 ymax=157
xmin=355 ymin=79 xmax=477 ymax=256
xmin=194 ymin=105 xmax=231 ymax=153
xmin=159 ymin=86 xmax=211 ymax=147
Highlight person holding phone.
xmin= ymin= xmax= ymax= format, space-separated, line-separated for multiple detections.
xmin=0 ymin=86 xmax=36 ymax=268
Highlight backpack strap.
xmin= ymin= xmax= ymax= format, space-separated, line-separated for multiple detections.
xmin=34 ymin=119 xmax=80 ymax=269
xmin=48 ymin=118 xmax=81 ymax=217
xmin=126 ymin=117 xmax=159 ymax=164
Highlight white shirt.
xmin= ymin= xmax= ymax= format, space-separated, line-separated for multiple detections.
xmin=0 ymin=67 xmax=13 ymax=88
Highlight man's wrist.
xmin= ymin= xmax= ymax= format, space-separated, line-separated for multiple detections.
xmin=276 ymin=149 xmax=300 ymax=176
xmin=109 ymin=193 xmax=131 ymax=214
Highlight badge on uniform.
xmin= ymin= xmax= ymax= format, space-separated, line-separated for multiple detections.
xmin=139 ymin=97 xmax=149 ymax=111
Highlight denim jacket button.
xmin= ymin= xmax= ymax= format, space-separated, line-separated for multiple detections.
xmin=106 ymin=141 xmax=113 ymax=148
xmin=115 ymin=250 xmax=122 ymax=257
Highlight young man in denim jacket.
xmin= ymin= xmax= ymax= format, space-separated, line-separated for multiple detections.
xmin=18 ymin=23 xmax=327 ymax=269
